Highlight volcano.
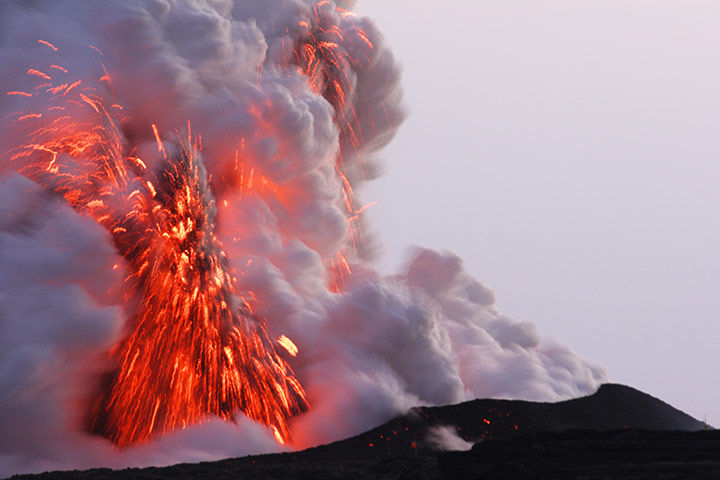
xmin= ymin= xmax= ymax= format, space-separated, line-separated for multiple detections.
xmin=1 ymin=2 xmax=701 ymax=478
xmin=6 ymin=384 xmax=712 ymax=480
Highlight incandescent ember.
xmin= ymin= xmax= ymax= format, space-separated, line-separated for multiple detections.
xmin=5 ymin=55 xmax=307 ymax=447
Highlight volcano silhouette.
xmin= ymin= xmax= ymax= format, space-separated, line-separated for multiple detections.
xmin=8 ymin=383 xmax=716 ymax=480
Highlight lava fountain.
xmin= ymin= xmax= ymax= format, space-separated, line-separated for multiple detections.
xmin=6 ymin=60 xmax=308 ymax=445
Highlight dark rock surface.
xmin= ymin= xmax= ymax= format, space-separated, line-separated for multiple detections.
xmin=7 ymin=384 xmax=714 ymax=480
xmin=440 ymin=429 xmax=720 ymax=479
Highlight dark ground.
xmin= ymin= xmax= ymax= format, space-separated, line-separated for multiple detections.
xmin=442 ymin=429 xmax=720 ymax=480
xmin=8 ymin=384 xmax=717 ymax=480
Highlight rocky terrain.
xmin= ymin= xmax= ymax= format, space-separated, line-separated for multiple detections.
xmin=442 ymin=429 xmax=720 ymax=479
xmin=8 ymin=384 xmax=715 ymax=480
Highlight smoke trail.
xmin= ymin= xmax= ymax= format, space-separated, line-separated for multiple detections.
xmin=0 ymin=0 xmax=605 ymax=475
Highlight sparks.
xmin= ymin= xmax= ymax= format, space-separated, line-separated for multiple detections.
xmin=291 ymin=6 xmax=380 ymax=291
xmin=16 ymin=114 xmax=42 ymax=122
xmin=278 ymin=335 xmax=299 ymax=357
xmin=88 ymin=44 xmax=104 ymax=56
xmin=27 ymin=69 xmax=52 ymax=80
xmin=37 ymin=39 xmax=58 ymax=51
xmin=151 ymin=123 xmax=168 ymax=159
xmin=4 ymin=55 xmax=308 ymax=447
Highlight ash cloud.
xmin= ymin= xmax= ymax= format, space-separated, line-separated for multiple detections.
xmin=0 ymin=0 xmax=605 ymax=476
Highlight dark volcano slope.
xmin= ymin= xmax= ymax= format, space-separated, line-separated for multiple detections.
xmin=8 ymin=384 xmax=710 ymax=480
xmin=440 ymin=429 xmax=720 ymax=480
xmin=295 ymin=382 xmax=706 ymax=460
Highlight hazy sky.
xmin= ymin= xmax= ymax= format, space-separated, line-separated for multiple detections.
xmin=354 ymin=0 xmax=720 ymax=424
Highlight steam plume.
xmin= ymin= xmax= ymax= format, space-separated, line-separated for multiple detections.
xmin=0 ymin=0 xmax=605 ymax=476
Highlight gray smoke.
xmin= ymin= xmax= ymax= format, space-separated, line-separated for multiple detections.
xmin=0 ymin=0 xmax=605 ymax=476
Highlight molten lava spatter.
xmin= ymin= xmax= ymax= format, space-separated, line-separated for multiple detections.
xmin=2 ymin=0 xmax=383 ymax=448
xmin=5 ymin=49 xmax=307 ymax=446
xmin=292 ymin=3 xmax=380 ymax=292
xmin=84 ymin=138 xmax=307 ymax=447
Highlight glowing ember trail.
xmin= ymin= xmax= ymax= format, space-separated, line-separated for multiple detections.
xmin=291 ymin=3 xmax=380 ymax=292
xmin=5 ymin=47 xmax=307 ymax=447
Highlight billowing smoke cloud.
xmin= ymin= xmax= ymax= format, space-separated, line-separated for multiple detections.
xmin=0 ymin=0 xmax=605 ymax=476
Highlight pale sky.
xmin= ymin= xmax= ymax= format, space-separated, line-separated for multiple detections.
xmin=355 ymin=0 xmax=720 ymax=424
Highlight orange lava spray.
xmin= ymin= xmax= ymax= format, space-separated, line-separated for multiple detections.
xmin=5 ymin=58 xmax=307 ymax=446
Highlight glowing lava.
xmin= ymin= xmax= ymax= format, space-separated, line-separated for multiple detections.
xmin=5 ymin=45 xmax=307 ymax=447
xmin=292 ymin=2 xmax=380 ymax=292
xmin=2 ymin=0 xmax=382 ymax=448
